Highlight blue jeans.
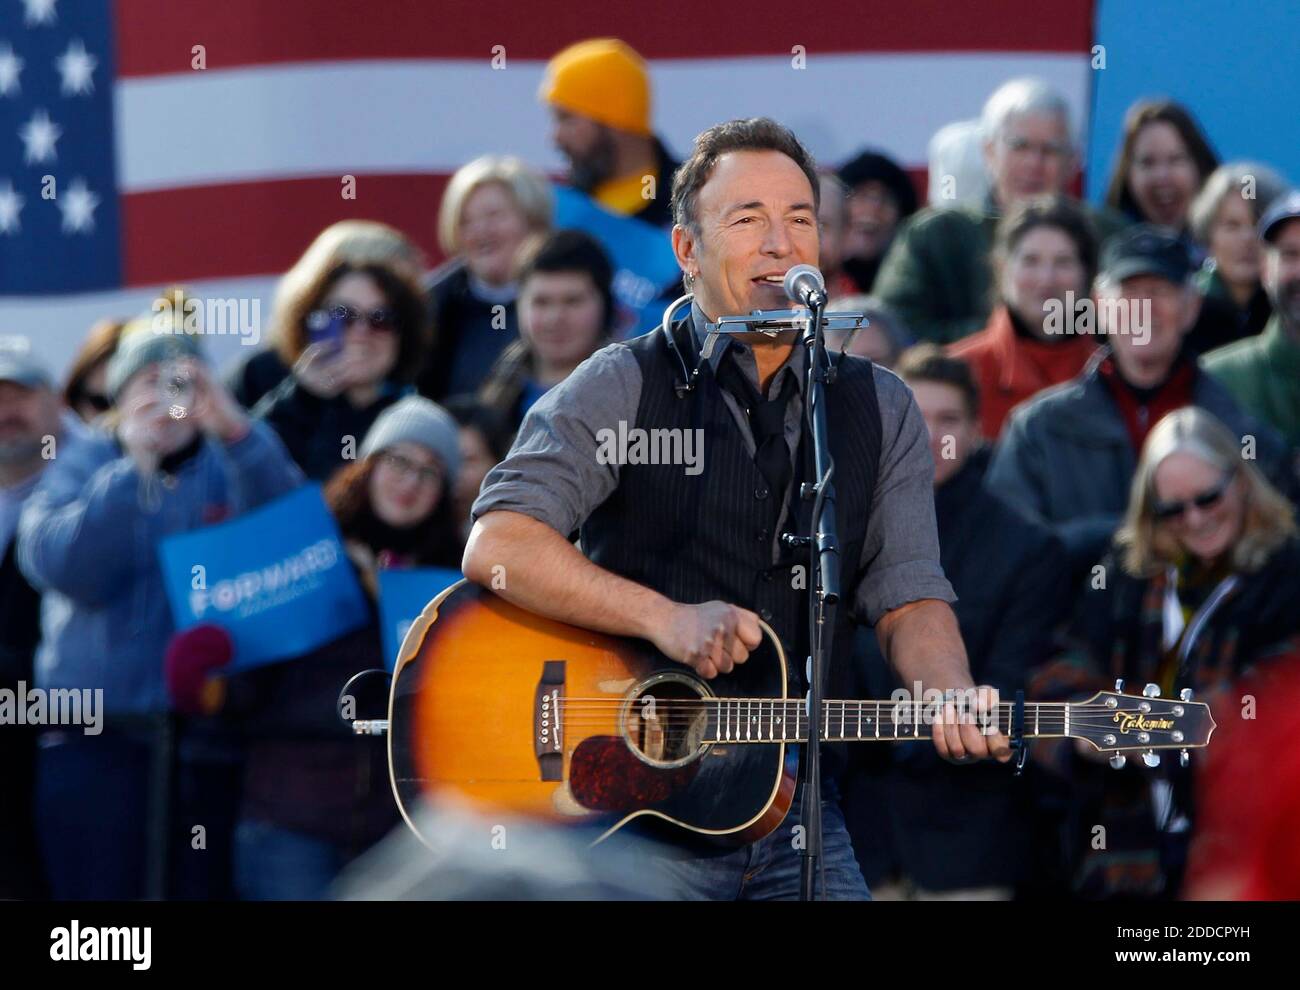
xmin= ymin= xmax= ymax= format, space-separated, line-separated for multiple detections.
xmin=653 ymin=796 xmax=871 ymax=900
xmin=234 ymin=818 xmax=346 ymax=901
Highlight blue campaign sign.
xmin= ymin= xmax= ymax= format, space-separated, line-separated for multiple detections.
xmin=377 ymin=568 xmax=463 ymax=671
xmin=157 ymin=484 xmax=370 ymax=670
xmin=552 ymin=185 xmax=681 ymax=335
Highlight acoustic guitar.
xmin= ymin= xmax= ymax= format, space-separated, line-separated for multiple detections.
xmin=387 ymin=581 xmax=1216 ymax=848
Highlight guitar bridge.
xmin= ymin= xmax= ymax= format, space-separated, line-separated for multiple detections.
xmin=534 ymin=661 xmax=565 ymax=781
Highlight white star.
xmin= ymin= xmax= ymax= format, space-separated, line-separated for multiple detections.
xmin=23 ymin=0 xmax=58 ymax=27
xmin=55 ymin=39 xmax=97 ymax=96
xmin=0 ymin=44 xmax=23 ymax=97
xmin=59 ymin=177 xmax=99 ymax=233
xmin=0 ymin=181 xmax=24 ymax=234
xmin=19 ymin=108 xmax=61 ymax=164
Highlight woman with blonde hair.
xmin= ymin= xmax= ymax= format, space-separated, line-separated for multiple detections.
xmin=418 ymin=155 xmax=552 ymax=400
xmin=1052 ymin=406 xmax=1299 ymax=900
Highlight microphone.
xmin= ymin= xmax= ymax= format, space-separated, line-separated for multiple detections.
xmin=783 ymin=264 xmax=827 ymax=308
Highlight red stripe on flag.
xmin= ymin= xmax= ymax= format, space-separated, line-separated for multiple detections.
xmin=116 ymin=0 xmax=1094 ymax=77
xmin=122 ymin=171 xmax=939 ymax=286
xmin=121 ymin=175 xmax=450 ymax=286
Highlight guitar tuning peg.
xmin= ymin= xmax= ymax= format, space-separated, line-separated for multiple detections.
xmin=1114 ymin=678 xmax=1125 ymax=693
xmin=1142 ymin=750 xmax=1161 ymax=768
xmin=1142 ymin=683 xmax=1160 ymax=698
xmin=1109 ymin=753 xmax=1127 ymax=769
xmin=1179 ymin=688 xmax=1194 ymax=702
xmin=1180 ymin=749 xmax=1190 ymax=767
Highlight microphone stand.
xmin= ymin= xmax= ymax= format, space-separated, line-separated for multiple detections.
xmin=793 ymin=292 xmax=838 ymax=901
xmin=701 ymin=300 xmax=863 ymax=900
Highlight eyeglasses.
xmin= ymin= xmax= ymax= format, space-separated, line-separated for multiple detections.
xmin=379 ymin=450 xmax=442 ymax=485
xmin=1152 ymin=472 xmax=1235 ymax=521
xmin=1002 ymin=135 xmax=1071 ymax=160
xmin=314 ymin=303 xmax=398 ymax=333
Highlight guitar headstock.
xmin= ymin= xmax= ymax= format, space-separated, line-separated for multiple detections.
xmin=1069 ymin=681 xmax=1216 ymax=769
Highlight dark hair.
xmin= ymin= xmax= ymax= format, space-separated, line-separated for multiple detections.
xmin=516 ymin=229 xmax=615 ymax=332
xmin=1104 ymin=100 xmax=1219 ymax=222
xmin=671 ymin=117 xmax=820 ymax=232
xmin=994 ymin=194 xmax=1099 ymax=289
xmin=440 ymin=393 xmax=515 ymax=462
xmin=896 ymin=344 xmax=980 ymax=418
xmin=63 ymin=318 xmax=125 ymax=412
xmin=324 ymin=455 xmax=463 ymax=568
xmin=275 ymin=260 xmax=430 ymax=385
xmin=836 ymin=149 xmax=919 ymax=218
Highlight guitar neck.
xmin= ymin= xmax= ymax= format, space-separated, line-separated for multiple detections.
xmin=705 ymin=698 xmax=1072 ymax=744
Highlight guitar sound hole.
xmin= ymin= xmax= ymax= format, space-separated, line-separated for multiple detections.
xmin=623 ymin=675 xmax=710 ymax=769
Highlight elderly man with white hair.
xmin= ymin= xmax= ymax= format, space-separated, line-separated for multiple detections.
xmin=875 ymin=77 xmax=1130 ymax=344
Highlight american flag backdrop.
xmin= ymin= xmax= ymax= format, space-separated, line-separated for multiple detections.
xmin=0 ymin=0 xmax=1096 ymax=377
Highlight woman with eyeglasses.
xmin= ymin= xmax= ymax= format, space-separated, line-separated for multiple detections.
xmin=1036 ymin=406 xmax=1299 ymax=899
xmin=249 ymin=223 xmax=431 ymax=480
xmin=170 ymin=395 xmax=464 ymax=900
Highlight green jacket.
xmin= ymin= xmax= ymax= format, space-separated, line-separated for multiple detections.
xmin=1201 ymin=315 xmax=1300 ymax=447
xmin=873 ymin=196 xmax=1130 ymax=345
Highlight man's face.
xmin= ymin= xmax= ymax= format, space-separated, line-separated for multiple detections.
xmin=0 ymin=380 xmax=60 ymax=465
xmin=518 ymin=270 xmax=606 ymax=368
xmin=550 ymin=107 xmax=617 ymax=191
xmin=672 ymin=149 xmax=819 ymax=320
xmin=984 ymin=111 xmax=1074 ymax=207
xmin=1100 ymin=273 xmax=1198 ymax=387
xmin=909 ymin=379 xmax=977 ymax=487
xmin=1263 ymin=220 xmax=1300 ymax=329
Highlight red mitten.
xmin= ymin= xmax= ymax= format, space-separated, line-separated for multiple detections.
xmin=164 ymin=624 xmax=234 ymax=716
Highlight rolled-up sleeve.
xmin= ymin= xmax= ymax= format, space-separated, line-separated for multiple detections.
xmin=470 ymin=342 xmax=643 ymax=536
xmin=853 ymin=368 xmax=956 ymax=625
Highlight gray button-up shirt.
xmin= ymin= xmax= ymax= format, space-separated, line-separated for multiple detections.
xmin=471 ymin=304 xmax=955 ymax=625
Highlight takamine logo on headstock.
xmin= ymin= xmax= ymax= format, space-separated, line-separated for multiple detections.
xmin=1113 ymin=712 xmax=1175 ymax=733
xmin=1076 ymin=682 xmax=1217 ymax=769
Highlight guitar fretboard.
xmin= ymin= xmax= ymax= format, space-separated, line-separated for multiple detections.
xmin=703 ymin=699 xmax=1071 ymax=743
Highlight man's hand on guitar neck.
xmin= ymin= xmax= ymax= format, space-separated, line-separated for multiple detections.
xmin=876 ymin=598 xmax=1014 ymax=765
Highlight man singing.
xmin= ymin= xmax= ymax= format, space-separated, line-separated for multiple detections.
xmin=463 ymin=117 xmax=1010 ymax=900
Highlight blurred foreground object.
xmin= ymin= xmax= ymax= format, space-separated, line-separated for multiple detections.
xmin=1184 ymin=647 xmax=1300 ymax=900
xmin=335 ymin=793 xmax=676 ymax=901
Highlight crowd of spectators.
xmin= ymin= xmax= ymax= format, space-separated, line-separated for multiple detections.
xmin=2 ymin=38 xmax=1298 ymax=902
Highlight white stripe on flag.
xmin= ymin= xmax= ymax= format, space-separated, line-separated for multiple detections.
xmin=117 ymin=52 xmax=1092 ymax=192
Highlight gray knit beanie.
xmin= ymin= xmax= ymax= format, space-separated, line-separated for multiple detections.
xmin=360 ymin=395 xmax=462 ymax=482
xmin=106 ymin=327 xmax=205 ymax=401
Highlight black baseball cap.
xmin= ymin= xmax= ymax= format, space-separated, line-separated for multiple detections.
xmin=1258 ymin=190 xmax=1300 ymax=243
xmin=1099 ymin=224 xmax=1194 ymax=285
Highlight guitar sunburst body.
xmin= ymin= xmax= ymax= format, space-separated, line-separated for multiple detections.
xmin=388 ymin=581 xmax=1216 ymax=849
xmin=389 ymin=581 xmax=797 ymax=848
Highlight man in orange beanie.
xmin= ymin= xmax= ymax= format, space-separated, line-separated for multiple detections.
xmin=540 ymin=38 xmax=679 ymax=228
